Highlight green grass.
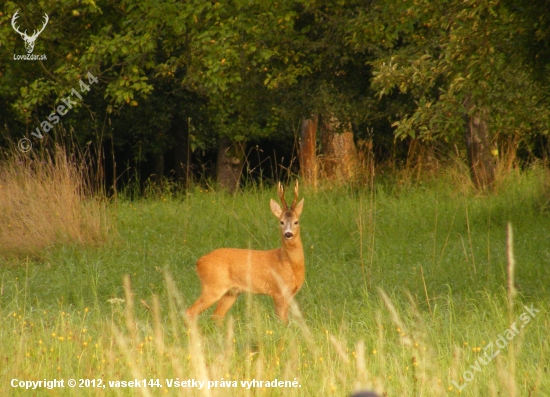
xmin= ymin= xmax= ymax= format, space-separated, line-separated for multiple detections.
xmin=1 ymin=169 xmax=549 ymax=396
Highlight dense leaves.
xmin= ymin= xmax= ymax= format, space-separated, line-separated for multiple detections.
xmin=0 ymin=0 xmax=548 ymax=182
xmin=365 ymin=0 xmax=550 ymax=142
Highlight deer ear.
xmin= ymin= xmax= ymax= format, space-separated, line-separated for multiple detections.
xmin=294 ymin=198 xmax=304 ymax=217
xmin=270 ymin=199 xmax=283 ymax=218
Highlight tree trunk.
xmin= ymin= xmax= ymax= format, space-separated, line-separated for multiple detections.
xmin=299 ymin=115 xmax=318 ymax=186
xmin=463 ymin=97 xmax=495 ymax=190
xmin=216 ymin=137 xmax=245 ymax=193
xmin=320 ymin=115 xmax=359 ymax=183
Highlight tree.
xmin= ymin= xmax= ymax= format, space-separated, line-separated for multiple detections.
xmin=5 ymin=0 xmax=546 ymax=191
xmin=300 ymin=116 xmax=318 ymax=186
xmin=320 ymin=116 xmax=360 ymax=182
xmin=1 ymin=0 xmax=310 ymax=189
xmin=357 ymin=0 xmax=550 ymax=188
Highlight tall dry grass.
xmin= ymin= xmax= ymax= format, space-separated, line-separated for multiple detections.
xmin=0 ymin=143 xmax=108 ymax=257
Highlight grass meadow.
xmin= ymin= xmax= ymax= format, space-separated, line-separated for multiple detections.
xmin=1 ymin=158 xmax=549 ymax=396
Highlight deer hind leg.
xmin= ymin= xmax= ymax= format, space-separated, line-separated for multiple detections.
xmin=212 ymin=291 xmax=239 ymax=322
xmin=186 ymin=288 xmax=227 ymax=320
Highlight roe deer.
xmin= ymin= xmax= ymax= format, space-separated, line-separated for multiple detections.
xmin=186 ymin=180 xmax=305 ymax=323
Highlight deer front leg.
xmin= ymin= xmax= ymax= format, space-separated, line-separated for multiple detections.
xmin=273 ymin=294 xmax=290 ymax=324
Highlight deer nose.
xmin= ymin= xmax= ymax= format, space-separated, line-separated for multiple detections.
xmin=284 ymin=232 xmax=293 ymax=239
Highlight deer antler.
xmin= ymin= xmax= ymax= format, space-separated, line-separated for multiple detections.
xmin=11 ymin=10 xmax=49 ymax=54
xmin=277 ymin=182 xmax=288 ymax=210
xmin=291 ymin=180 xmax=299 ymax=210
xmin=33 ymin=13 xmax=49 ymax=38
xmin=11 ymin=11 xmax=26 ymax=37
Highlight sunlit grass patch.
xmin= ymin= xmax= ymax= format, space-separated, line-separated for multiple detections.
xmin=1 ymin=171 xmax=549 ymax=395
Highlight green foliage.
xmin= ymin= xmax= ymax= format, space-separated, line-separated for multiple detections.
xmin=1 ymin=0 xmax=549 ymax=172
xmin=364 ymin=0 xmax=550 ymax=142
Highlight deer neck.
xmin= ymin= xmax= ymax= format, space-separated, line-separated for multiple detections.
xmin=280 ymin=234 xmax=304 ymax=274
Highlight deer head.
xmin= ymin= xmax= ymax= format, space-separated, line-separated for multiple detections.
xmin=270 ymin=180 xmax=304 ymax=240
xmin=11 ymin=10 xmax=49 ymax=54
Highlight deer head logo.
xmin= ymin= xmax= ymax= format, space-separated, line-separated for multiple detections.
xmin=11 ymin=10 xmax=49 ymax=54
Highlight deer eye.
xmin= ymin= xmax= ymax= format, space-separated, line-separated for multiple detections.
xmin=280 ymin=221 xmax=284 ymax=225
xmin=294 ymin=221 xmax=299 ymax=225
